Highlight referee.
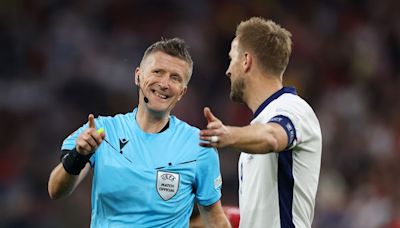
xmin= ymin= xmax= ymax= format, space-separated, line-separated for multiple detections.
xmin=48 ymin=38 xmax=230 ymax=228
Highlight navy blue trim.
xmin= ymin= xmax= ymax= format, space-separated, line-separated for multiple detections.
xmin=268 ymin=115 xmax=297 ymax=149
xmin=253 ymin=87 xmax=297 ymax=119
xmin=278 ymin=149 xmax=295 ymax=228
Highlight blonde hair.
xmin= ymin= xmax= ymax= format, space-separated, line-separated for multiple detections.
xmin=141 ymin=37 xmax=193 ymax=82
xmin=236 ymin=17 xmax=292 ymax=76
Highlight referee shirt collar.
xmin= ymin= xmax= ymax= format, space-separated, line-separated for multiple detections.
xmin=253 ymin=87 xmax=297 ymax=119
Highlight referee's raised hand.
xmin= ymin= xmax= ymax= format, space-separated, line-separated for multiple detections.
xmin=76 ymin=114 xmax=105 ymax=155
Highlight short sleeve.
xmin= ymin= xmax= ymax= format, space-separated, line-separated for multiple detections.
xmin=194 ymin=147 xmax=222 ymax=206
xmin=61 ymin=123 xmax=88 ymax=151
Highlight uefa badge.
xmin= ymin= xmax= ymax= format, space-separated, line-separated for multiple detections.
xmin=156 ymin=171 xmax=180 ymax=201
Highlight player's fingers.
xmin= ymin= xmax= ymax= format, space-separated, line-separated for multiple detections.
xmin=200 ymin=129 xmax=217 ymax=137
xmin=200 ymin=134 xmax=221 ymax=142
xmin=88 ymin=114 xmax=96 ymax=129
xmin=199 ymin=142 xmax=213 ymax=148
xmin=204 ymin=107 xmax=219 ymax=123
xmin=200 ymin=141 xmax=219 ymax=148
xmin=200 ymin=135 xmax=209 ymax=141
xmin=207 ymin=121 xmax=222 ymax=130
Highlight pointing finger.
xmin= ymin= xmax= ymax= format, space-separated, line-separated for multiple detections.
xmin=88 ymin=114 xmax=96 ymax=129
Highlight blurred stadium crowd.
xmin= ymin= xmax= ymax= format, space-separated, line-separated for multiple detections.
xmin=0 ymin=0 xmax=399 ymax=227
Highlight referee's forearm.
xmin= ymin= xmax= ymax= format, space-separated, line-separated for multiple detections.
xmin=48 ymin=163 xmax=87 ymax=199
xmin=208 ymin=215 xmax=231 ymax=228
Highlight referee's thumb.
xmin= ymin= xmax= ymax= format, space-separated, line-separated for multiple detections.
xmin=204 ymin=107 xmax=218 ymax=123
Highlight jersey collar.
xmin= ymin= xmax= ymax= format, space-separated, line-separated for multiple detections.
xmin=132 ymin=107 xmax=174 ymax=136
xmin=253 ymin=86 xmax=297 ymax=119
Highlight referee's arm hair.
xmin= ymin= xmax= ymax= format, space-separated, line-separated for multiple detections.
xmin=198 ymin=200 xmax=231 ymax=228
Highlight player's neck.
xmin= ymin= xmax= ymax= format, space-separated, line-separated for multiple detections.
xmin=246 ymin=74 xmax=283 ymax=113
xmin=136 ymin=106 xmax=170 ymax=133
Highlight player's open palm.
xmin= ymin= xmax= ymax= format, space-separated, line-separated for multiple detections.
xmin=200 ymin=107 xmax=232 ymax=148
xmin=76 ymin=114 xmax=105 ymax=155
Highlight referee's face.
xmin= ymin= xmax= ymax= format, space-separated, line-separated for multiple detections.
xmin=136 ymin=51 xmax=188 ymax=115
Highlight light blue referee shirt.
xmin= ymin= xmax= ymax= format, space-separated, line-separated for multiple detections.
xmin=61 ymin=108 xmax=223 ymax=228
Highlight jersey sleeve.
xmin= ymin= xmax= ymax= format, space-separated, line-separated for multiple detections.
xmin=267 ymin=99 xmax=306 ymax=150
xmin=60 ymin=118 xmax=103 ymax=167
xmin=194 ymin=147 xmax=222 ymax=206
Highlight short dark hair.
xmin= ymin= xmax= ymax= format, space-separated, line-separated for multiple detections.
xmin=236 ymin=17 xmax=292 ymax=76
xmin=141 ymin=37 xmax=193 ymax=82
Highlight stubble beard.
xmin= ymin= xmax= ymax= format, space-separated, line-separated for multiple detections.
xmin=230 ymin=77 xmax=245 ymax=103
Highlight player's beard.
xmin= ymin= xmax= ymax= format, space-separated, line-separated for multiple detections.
xmin=230 ymin=77 xmax=245 ymax=103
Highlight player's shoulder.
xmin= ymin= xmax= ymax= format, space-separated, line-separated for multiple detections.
xmin=274 ymin=93 xmax=321 ymax=136
xmin=275 ymin=93 xmax=315 ymax=115
xmin=278 ymin=92 xmax=309 ymax=106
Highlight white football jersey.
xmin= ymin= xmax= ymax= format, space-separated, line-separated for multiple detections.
xmin=238 ymin=87 xmax=322 ymax=228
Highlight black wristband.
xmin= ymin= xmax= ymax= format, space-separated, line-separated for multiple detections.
xmin=62 ymin=148 xmax=93 ymax=175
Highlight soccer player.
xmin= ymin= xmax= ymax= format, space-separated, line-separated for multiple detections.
xmin=48 ymin=38 xmax=230 ymax=227
xmin=200 ymin=17 xmax=322 ymax=228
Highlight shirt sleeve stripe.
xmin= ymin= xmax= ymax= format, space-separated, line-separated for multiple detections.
xmin=268 ymin=115 xmax=296 ymax=149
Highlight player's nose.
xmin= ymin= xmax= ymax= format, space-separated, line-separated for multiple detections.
xmin=225 ymin=69 xmax=231 ymax=77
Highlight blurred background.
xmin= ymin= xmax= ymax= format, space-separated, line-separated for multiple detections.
xmin=1 ymin=0 xmax=399 ymax=227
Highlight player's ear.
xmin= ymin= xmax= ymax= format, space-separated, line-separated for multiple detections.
xmin=243 ymin=52 xmax=252 ymax=73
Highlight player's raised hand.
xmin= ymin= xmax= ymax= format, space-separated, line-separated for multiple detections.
xmin=204 ymin=107 xmax=221 ymax=128
xmin=76 ymin=114 xmax=105 ymax=155
xmin=200 ymin=107 xmax=232 ymax=148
